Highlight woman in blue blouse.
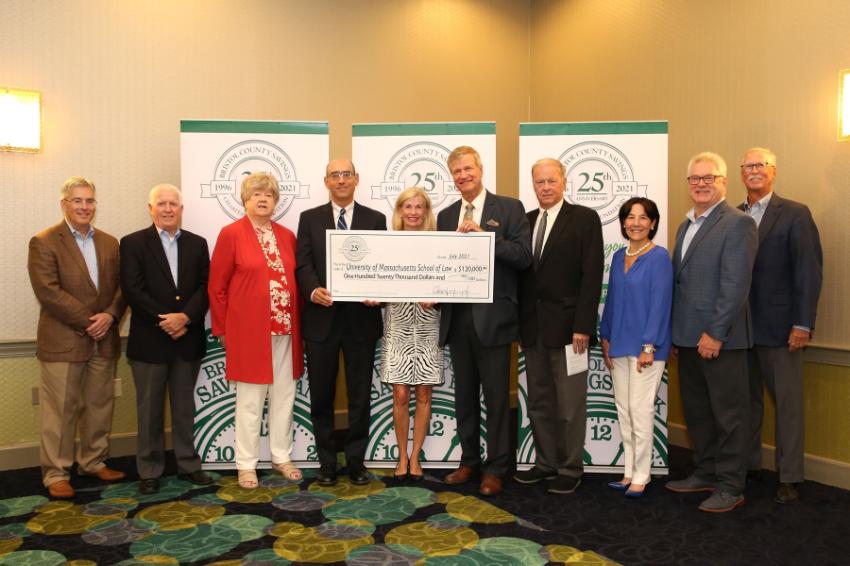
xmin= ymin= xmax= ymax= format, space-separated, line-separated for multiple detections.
xmin=600 ymin=197 xmax=672 ymax=498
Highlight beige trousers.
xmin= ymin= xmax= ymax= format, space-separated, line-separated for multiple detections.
xmin=39 ymin=356 xmax=117 ymax=486
xmin=234 ymin=335 xmax=296 ymax=470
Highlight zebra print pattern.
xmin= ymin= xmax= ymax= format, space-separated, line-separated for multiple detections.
xmin=380 ymin=302 xmax=443 ymax=385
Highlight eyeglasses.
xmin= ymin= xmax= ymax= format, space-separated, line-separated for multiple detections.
xmin=327 ymin=171 xmax=354 ymax=179
xmin=63 ymin=198 xmax=97 ymax=206
xmin=687 ymin=175 xmax=723 ymax=185
xmin=740 ymin=162 xmax=772 ymax=173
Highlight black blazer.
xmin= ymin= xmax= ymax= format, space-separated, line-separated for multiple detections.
xmin=519 ymin=201 xmax=604 ymax=348
xmin=739 ymin=193 xmax=823 ymax=347
xmin=437 ymin=191 xmax=532 ymax=347
xmin=295 ymin=201 xmax=387 ymax=342
xmin=120 ymin=225 xmax=210 ymax=363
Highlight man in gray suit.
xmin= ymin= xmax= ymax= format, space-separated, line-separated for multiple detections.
xmin=738 ymin=147 xmax=822 ymax=504
xmin=665 ymin=152 xmax=758 ymax=513
xmin=437 ymin=146 xmax=532 ymax=496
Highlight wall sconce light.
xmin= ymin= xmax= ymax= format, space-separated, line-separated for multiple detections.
xmin=0 ymin=87 xmax=42 ymax=153
xmin=840 ymin=70 xmax=850 ymax=141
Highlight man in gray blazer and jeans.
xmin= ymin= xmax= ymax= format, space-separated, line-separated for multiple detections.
xmin=665 ymin=152 xmax=758 ymax=513
xmin=739 ymin=147 xmax=822 ymax=504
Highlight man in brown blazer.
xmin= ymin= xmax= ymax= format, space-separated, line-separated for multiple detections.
xmin=28 ymin=176 xmax=127 ymax=498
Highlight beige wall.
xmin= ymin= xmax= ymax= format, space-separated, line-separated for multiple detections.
xmin=0 ymin=0 xmax=530 ymax=340
xmin=530 ymin=0 xmax=850 ymax=347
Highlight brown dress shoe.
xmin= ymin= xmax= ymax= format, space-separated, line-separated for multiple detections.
xmin=47 ymin=480 xmax=75 ymax=499
xmin=479 ymin=473 xmax=503 ymax=496
xmin=82 ymin=467 xmax=126 ymax=481
xmin=444 ymin=465 xmax=478 ymax=485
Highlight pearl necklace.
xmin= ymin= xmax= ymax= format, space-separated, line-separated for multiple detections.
xmin=625 ymin=241 xmax=651 ymax=257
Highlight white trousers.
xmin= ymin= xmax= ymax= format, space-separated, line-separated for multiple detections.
xmin=610 ymin=356 xmax=665 ymax=484
xmin=234 ymin=335 xmax=296 ymax=470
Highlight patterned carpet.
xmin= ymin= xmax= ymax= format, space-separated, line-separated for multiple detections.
xmin=2 ymin=445 xmax=850 ymax=565
xmin=0 ymin=467 xmax=618 ymax=565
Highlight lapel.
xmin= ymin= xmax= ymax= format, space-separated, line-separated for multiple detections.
xmin=350 ymin=202 xmax=367 ymax=230
xmin=480 ymin=191 xmax=496 ymax=228
xmin=756 ymin=193 xmax=783 ymax=246
xmin=323 ymin=202 xmax=336 ymax=230
xmin=442 ymin=199 xmax=462 ymax=229
xmin=146 ymin=225 xmax=177 ymax=289
xmin=677 ymin=202 xmax=727 ymax=274
xmin=57 ymin=222 xmax=97 ymax=292
xmin=538 ymin=201 xmax=571 ymax=267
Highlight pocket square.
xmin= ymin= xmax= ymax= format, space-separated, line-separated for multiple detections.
xmin=486 ymin=219 xmax=501 ymax=228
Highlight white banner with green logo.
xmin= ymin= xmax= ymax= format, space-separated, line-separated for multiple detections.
xmin=180 ymin=120 xmax=329 ymax=469
xmin=517 ymin=121 xmax=670 ymax=474
xmin=352 ymin=122 xmax=496 ymax=467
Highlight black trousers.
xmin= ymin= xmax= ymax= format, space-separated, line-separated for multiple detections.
xmin=678 ymin=347 xmax=749 ymax=495
xmin=447 ymin=304 xmax=511 ymax=476
xmin=306 ymin=306 xmax=377 ymax=467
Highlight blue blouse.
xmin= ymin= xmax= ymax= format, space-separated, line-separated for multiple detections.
xmin=599 ymin=245 xmax=673 ymax=360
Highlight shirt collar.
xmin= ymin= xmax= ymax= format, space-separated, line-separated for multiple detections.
xmin=742 ymin=191 xmax=773 ymax=211
xmin=65 ymin=219 xmax=94 ymax=239
xmin=156 ymin=225 xmax=181 ymax=240
xmin=539 ymin=198 xmax=564 ymax=218
xmin=686 ymin=198 xmax=725 ymax=223
xmin=462 ymin=188 xmax=487 ymax=211
xmin=332 ymin=201 xmax=354 ymax=215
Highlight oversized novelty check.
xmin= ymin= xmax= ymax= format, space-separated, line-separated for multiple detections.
xmin=326 ymin=230 xmax=495 ymax=303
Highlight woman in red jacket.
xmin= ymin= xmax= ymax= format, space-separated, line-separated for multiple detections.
xmin=209 ymin=172 xmax=304 ymax=489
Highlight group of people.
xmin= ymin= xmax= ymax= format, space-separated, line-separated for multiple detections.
xmin=27 ymin=145 xmax=821 ymax=514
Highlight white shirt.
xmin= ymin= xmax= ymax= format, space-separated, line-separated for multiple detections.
xmin=532 ymin=199 xmax=564 ymax=256
xmin=332 ymin=201 xmax=354 ymax=229
xmin=456 ymin=189 xmax=487 ymax=228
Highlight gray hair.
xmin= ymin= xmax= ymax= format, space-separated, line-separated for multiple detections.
xmin=148 ymin=183 xmax=182 ymax=206
xmin=240 ymin=172 xmax=280 ymax=205
xmin=60 ymin=176 xmax=95 ymax=199
xmin=742 ymin=146 xmax=777 ymax=167
xmin=531 ymin=157 xmax=565 ymax=178
xmin=687 ymin=151 xmax=728 ymax=177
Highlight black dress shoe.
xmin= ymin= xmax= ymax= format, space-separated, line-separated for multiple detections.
xmin=349 ymin=465 xmax=371 ymax=486
xmin=178 ymin=471 xmax=215 ymax=486
xmin=139 ymin=478 xmax=159 ymax=495
xmin=316 ymin=464 xmax=337 ymax=487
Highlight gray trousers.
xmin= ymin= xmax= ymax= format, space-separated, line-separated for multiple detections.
xmin=678 ymin=348 xmax=749 ymax=495
xmin=748 ymin=346 xmax=805 ymax=483
xmin=130 ymin=358 xmax=202 ymax=479
xmin=524 ymin=343 xmax=587 ymax=479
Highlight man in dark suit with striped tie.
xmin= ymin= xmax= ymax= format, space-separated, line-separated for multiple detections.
xmin=296 ymin=158 xmax=387 ymax=487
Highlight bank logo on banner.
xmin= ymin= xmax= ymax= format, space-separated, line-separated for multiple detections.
xmin=365 ymin=343 xmax=488 ymax=467
xmin=193 ymin=332 xmax=317 ymax=469
xmin=560 ymin=141 xmax=647 ymax=226
xmin=371 ymin=142 xmax=458 ymax=210
xmin=199 ymin=140 xmax=311 ymax=221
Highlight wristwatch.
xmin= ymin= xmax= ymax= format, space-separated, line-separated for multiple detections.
xmin=642 ymin=344 xmax=656 ymax=354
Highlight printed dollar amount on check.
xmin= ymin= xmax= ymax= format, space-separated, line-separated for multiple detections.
xmin=326 ymin=230 xmax=495 ymax=303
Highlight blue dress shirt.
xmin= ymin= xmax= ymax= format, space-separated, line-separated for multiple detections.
xmin=599 ymin=245 xmax=673 ymax=360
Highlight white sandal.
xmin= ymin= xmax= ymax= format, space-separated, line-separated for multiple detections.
xmin=237 ymin=469 xmax=258 ymax=489
xmin=273 ymin=462 xmax=303 ymax=481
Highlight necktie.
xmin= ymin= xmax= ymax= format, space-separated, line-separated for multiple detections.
xmin=533 ymin=210 xmax=548 ymax=267
xmin=464 ymin=203 xmax=474 ymax=222
xmin=337 ymin=207 xmax=348 ymax=230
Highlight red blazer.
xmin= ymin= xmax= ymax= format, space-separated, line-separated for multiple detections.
xmin=209 ymin=216 xmax=304 ymax=383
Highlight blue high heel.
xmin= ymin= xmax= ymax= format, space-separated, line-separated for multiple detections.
xmin=607 ymin=481 xmax=631 ymax=491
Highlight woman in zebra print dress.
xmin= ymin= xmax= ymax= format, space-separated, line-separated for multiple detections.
xmin=381 ymin=188 xmax=443 ymax=482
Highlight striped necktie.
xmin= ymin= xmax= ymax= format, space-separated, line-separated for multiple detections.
xmin=337 ymin=207 xmax=348 ymax=230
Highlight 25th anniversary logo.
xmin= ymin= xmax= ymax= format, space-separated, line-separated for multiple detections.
xmin=201 ymin=140 xmax=311 ymax=220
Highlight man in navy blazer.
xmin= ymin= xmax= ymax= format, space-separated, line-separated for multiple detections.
xmin=665 ymin=152 xmax=758 ymax=513
xmin=515 ymin=158 xmax=603 ymax=495
xmin=295 ymin=159 xmax=387 ymax=487
xmin=738 ymin=147 xmax=822 ymax=504
xmin=120 ymin=184 xmax=214 ymax=494
xmin=437 ymin=146 xmax=532 ymax=496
